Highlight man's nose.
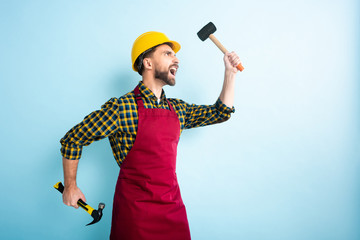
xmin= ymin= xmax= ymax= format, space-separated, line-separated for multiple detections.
xmin=173 ymin=56 xmax=180 ymax=64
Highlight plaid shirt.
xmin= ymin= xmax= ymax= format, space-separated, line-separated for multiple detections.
xmin=60 ymin=81 xmax=235 ymax=167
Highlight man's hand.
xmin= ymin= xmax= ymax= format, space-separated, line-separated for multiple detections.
xmin=63 ymin=184 xmax=86 ymax=209
xmin=62 ymin=157 xmax=86 ymax=209
xmin=224 ymin=51 xmax=242 ymax=74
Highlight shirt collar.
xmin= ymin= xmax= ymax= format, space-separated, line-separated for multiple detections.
xmin=138 ymin=81 xmax=167 ymax=103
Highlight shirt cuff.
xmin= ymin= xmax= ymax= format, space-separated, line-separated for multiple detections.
xmin=60 ymin=144 xmax=83 ymax=160
xmin=215 ymin=98 xmax=235 ymax=115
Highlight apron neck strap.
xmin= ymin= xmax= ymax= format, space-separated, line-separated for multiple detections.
xmin=134 ymin=85 xmax=144 ymax=108
xmin=166 ymin=99 xmax=175 ymax=112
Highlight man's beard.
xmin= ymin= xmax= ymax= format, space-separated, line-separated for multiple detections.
xmin=155 ymin=68 xmax=175 ymax=86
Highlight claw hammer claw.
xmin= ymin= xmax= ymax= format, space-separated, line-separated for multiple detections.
xmin=54 ymin=182 xmax=105 ymax=226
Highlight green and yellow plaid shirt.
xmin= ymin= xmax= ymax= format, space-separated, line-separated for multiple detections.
xmin=60 ymin=81 xmax=235 ymax=167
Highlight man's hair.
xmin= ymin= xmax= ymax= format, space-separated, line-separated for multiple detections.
xmin=134 ymin=42 xmax=173 ymax=76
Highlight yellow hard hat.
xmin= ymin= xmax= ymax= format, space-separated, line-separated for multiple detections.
xmin=131 ymin=31 xmax=181 ymax=72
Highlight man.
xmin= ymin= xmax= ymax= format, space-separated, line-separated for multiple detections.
xmin=60 ymin=31 xmax=241 ymax=239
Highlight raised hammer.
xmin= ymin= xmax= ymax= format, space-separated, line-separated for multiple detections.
xmin=54 ymin=182 xmax=105 ymax=226
xmin=197 ymin=22 xmax=244 ymax=71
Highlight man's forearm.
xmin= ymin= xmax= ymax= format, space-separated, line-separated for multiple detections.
xmin=219 ymin=70 xmax=236 ymax=108
xmin=219 ymin=52 xmax=240 ymax=108
xmin=62 ymin=157 xmax=79 ymax=187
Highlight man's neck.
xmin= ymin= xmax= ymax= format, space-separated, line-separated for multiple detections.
xmin=142 ymin=76 xmax=164 ymax=100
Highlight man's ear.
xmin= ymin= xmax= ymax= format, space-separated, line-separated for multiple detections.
xmin=143 ymin=58 xmax=153 ymax=71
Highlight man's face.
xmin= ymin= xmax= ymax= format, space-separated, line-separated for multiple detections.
xmin=150 ymin=44 xmax=180 ymax=86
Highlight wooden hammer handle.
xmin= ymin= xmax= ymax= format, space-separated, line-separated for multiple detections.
xmin=209 ymin=34 xmax=228 ymax=53
xmin=209 ymin=34 xmax=244 ymax=72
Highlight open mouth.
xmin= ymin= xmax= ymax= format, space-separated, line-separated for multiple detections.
xmin=169 ymin=65 xmax=178 ymax=76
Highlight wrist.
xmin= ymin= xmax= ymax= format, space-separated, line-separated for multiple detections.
xmin=224 ymin=69 xmax=237 ymax=79
xmin=64 ymin=179 xmax=77 ymax=188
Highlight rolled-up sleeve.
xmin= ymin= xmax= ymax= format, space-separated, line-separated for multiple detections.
xmin=60 ymin=98 xmax=120 ymax=160
xmin=183 ymin=98 xmax=235 ymax=129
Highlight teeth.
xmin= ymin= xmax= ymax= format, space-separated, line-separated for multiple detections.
xmin=170 ymin=67 xmax=177 ymax=75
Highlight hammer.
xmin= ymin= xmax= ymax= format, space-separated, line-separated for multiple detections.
xmin=197 ymin=22 xmax=244 ymax=71
xmin=54 ymin=182 xmax=105 ymax=226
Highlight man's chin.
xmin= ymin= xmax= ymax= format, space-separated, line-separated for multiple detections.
xmin=155 ymin=70 xmax=176 ymax=86
xmin=168 ymin=78 xmax=176 ymax=86
xmin=164 ymin=73 xmax=176 ymax=86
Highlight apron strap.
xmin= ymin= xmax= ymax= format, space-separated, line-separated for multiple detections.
xmin=166 ymin=100 xmax=175 ymax=112
xmin=134 ymin=85 xmax=144 ymax=109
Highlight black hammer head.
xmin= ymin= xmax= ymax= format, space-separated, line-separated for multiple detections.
xmin=197 ymin=22 xmax=217 ymax=41
xmin=86 ymin=203 xmax=105 ymax=226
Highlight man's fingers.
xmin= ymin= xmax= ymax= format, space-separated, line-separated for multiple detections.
xmin=63 ymin=197 xmax=78 ymax=208
xmin=224 ymin=52 xmax=242 ymax=72
xmin=79 ymin=194 xmax=87 ymax=204
xmin=72 ymin=202 xmax=79 ymax=209
xmin=62 ymin=185 xmax=86 ymax=209
xmin=228 ymin=52 xmax=241 ymax=67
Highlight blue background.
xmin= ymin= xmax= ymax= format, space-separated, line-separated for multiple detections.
xmin=0 ymin=0 xmax=359 ymax=239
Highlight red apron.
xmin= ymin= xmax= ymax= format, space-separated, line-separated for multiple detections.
xmin=110 ymin=86 xmax=191 ymax=240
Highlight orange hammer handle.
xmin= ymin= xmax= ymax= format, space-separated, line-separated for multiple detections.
xmin=209 ymin=34 xmax=244 ymax=72
xmin=236 ymin=63 xmax=245 ymax=72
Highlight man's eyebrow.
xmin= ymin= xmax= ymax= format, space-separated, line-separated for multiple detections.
xmin=164 ymin=50 xmax=175 ymax=55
